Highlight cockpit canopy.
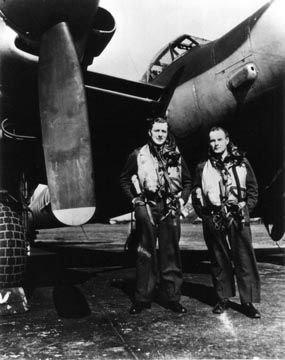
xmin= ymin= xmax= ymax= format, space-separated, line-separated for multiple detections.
xmin=142 ymin=34 xmax=210 ymax=82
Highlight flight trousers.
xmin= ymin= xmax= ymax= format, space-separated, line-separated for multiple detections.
xmin=134 ymin=200 xmax=183 ymax=303
xmin=202 ymin=214 xmax=260 ymax=304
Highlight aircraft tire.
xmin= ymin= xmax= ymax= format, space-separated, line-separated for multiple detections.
xmin=0 ymin=202 xmax=27 ymax=289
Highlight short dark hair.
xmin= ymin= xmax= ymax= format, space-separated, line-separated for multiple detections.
xmin=147 ymin=117 xmax=168 ymax=131
xmin=208 ymin=126 xmax=229 ymax=140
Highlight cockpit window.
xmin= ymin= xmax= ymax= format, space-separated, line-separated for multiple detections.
xmin=142 ymin=34 xmax=209 ymax=82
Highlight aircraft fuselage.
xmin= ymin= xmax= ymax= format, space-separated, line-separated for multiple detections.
xmin=150 ymin=1 xmax=284 ymax=138
xmin=146 ymin=0 xmax=284 ymax=239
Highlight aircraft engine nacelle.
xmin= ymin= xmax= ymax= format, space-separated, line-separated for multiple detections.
xmin=83 ymin=7 xmax=116 ymax=67
xmin=0 ymin=0 xmax=99 ymax=40
xmin=0 ymin=1 xmax=115 ymax=68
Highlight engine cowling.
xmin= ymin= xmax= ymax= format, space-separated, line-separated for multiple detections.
xmin=0 ymin=0 xmax=99 ymax=40
xmin=0 ymin=2 xmax=115 ymax=67
xmin=83 ymin=7 xmax=116 ymax=67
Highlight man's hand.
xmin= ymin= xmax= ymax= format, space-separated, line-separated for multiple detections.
xmin=179 ymin=198 xmax=185 ymax=209
xmin=238 ymin=201 xmax=246 ymax=209
xmin=132 ymin=196 xmax=145 ymax=207
xmin=179 ymin=198 xmax=189 ymax=218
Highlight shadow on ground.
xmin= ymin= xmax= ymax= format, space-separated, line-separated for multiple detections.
xmin=24 ymin=241 xmax=284 ymax=322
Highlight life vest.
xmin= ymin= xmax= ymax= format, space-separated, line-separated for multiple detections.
xmin=201 ymin=159 xmax=247 ymax=207
xmin=137 ymin=144 xmax=182 ymax=195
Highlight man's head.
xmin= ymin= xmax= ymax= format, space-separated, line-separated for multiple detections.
xmin=209 ymin=127 xmax=229 ymax=156
xmin=148 ymin=117 xmax=168 ymax=146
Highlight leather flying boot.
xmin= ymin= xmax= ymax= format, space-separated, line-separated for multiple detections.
xmin=241 ymin=303 xmax=261 ymax=318
xmin=166 ymin=301 xmax=187 ymax=314
xmin=129 ymin=302 xmax=151 ymax=314
xmin=212 ymin=298 xmax=229 ymax=314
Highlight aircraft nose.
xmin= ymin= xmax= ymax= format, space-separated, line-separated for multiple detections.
xmin=0 ymin=0 xmax=99 ymax=39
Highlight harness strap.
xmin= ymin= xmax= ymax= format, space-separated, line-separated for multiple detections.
xmin=232 ymin=165 xmax=243 ymax=202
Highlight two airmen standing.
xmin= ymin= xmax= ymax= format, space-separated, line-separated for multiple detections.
xmin=120 ymin=119 xmax=260 ymax=318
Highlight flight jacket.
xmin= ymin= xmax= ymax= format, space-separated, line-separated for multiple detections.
xmin=192 ymin=157 xmax=258 ymax=218
xmin=120 ymin=147 xmax=192 ymax=206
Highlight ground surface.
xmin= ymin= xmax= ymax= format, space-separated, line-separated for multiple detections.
xmin=0 ymin=223 xmax=284 ymax=360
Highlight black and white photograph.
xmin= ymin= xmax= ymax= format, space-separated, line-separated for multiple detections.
xmin=0 ymin=0 xmax=284 ymax=359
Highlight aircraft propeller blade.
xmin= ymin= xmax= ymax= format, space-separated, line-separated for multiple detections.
xmin=38 ymin=22 xmax=95 ymax=226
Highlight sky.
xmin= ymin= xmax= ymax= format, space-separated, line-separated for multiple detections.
xmin=90 ymin=0 xmax=270 ymax=81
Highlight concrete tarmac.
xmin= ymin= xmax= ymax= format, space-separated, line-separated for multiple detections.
xmin=0 ymin=223 xmax=284 ymax=359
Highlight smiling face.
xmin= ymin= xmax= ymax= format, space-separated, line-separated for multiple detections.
xmin=149 ymin=121 xmax=168 ymax=146
xmin=209 ymin=129 xmax=229 ymax=156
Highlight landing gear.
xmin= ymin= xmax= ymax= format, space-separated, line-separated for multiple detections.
xmin=0 ymin=192 xmax=29 ymax=315
xmin=0 ymin=116 xmax=39 ymax=314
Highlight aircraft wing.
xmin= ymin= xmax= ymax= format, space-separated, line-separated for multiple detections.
xmin=84 ymin=69 xmax=185 ymax=220
xmin=84 ymin=72 xmax=163 ymax=220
